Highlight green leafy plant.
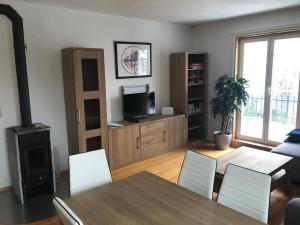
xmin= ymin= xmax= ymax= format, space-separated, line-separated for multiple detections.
xmin=210 ymin=74 xmax=249 ymax=135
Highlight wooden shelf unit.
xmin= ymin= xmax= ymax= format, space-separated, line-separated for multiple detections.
xmin=170 ymin=52 xmax=208 ymax=143
xmin=108 ymin=114 xmax=187 ymax=169
xmin=62 ymin=48 xmax=108 ymax=156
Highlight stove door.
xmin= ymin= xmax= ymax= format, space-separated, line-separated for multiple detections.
xmin=23 ymin=144 xmax=51 ymax=187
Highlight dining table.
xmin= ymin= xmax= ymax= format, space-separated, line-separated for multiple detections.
xmin=64 ymin=171 xmax=266 ymax=225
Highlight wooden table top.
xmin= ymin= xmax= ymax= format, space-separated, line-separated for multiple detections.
xmin=65 ymin=171 xmax=266 ymax=225
xmin=217 ymin=146 xmax=293 ymax=176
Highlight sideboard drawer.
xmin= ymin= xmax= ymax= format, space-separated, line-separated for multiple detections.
xmin=141 ymin=131 xmax=167 ymax=159
xmin=140 ymin=121 xmax=167 ymax=137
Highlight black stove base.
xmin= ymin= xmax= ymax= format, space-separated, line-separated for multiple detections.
xmin=0 ymin=177 xmax=69 ymax=224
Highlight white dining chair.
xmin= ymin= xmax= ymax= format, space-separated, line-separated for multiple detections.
xmin=178 ymin=150 xmax=217 ymax=199
xmin=53 ymin=197 xmax=83 ymax=225
xmin=69 ymin=149 xmax=112 ymax=196
xmin=217 ymin=164 xmax=271 ymax=223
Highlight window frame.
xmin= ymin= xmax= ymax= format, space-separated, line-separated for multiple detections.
xmin=234 ymin=30 xmax=300 ymax=146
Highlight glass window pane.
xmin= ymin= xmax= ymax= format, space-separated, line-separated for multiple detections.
xmin=240 ymin=41 xmax=268 ymax=139
xmin=86 ymin=136 xmax=101 ymax=151
xmin=84 ymin=99 xmax=100 ymax=130
xmin=82 ymin=59 xmax=99 ymax=91
xmin=268 ymin=37 xmax=300 ymax=142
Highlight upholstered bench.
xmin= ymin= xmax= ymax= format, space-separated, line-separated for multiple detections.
xmin=272 ymin=143 xmax=300 ymax=183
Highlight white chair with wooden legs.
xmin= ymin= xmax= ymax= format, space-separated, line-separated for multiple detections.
xmin=69 ymin=149 xmax=112 ymax=196
xmin=53 ymin=197 xmax=83 ymax=225
xmin=178 ymin=150 xmax=217 ymax=199
xmin=217 ymin=164 xmax=271 ymax=223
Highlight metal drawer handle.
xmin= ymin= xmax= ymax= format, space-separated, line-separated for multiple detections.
xmin=136 ymin=137 xmax=140 ymax=150
xmin=147 ymin=139 xmax=160 ymax=144
xmin=147 ymin=123 xmax=158 ymax=128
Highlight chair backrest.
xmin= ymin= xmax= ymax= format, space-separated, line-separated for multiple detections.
xmin=178 ymin=150 xmax=217 ymax=199
xmin=53 ymin=197 xmax=83 ymax=225
xmin=69 ymin=149 xmax=112 ymax=196
xmin=217 ymin=164 xmax=271 ymax=223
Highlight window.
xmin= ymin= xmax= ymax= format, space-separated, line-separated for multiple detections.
xmin=236 ymin=31 xmax=300 ymax=145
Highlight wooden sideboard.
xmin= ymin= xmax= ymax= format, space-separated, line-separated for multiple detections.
xmin=108 ymin=114 xmax=187 ymax=169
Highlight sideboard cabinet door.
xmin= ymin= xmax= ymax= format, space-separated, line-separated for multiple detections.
xmin=109 ymin=126 xmax=140 ymax=169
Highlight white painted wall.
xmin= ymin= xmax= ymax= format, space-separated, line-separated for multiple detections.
xmin=193 ymin=6 xmax=300 ymax=140
xmin=0 ymin=0 xmax=192 ymax=188
xmin=0 ymin=15 xmax=21 ymax=188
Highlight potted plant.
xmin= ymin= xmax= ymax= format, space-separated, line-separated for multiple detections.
xmin=210 ymin=74 xmax=249 ymax=149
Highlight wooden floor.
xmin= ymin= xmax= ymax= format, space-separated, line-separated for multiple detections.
xmin=3 ymin=143 xmax=299 ymax=225
xmin=112 ymin=143 xmax=300 ymax=225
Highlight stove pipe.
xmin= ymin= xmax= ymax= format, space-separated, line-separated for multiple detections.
xmin=0 ymin=4 xmax=32 ymax=127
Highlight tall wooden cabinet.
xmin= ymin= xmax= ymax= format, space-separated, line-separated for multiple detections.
xmin=170 ymin=52 xmax=208 ymax=143
xmin=62 ymin=48 xmax=108 ymax=155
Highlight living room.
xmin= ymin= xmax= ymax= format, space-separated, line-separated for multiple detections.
xmin=0 ymin=0 xmax=300 ymax=225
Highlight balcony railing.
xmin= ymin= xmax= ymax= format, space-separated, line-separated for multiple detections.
xmin=243 ymin=95 xmax=298 ymax=125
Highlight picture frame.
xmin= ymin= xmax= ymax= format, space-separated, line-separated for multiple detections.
xmin=114 ymin=41 xmax=152 ymax=79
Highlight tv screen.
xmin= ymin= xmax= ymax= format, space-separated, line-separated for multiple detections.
xmin=123 ymin=92 xmax=155 ymax=119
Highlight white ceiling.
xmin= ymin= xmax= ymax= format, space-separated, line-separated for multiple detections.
xmin=15 ymin=0 xmax=300 ymax=24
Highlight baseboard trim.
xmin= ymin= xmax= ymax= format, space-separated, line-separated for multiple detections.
xmin=231 ymin=138 xmax=274 ymax=151
xmin=0 ymin=186 xmax=12 ymax=193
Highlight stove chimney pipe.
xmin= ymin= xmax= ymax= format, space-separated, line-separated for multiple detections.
xmin=0 ymin=4 xmax=32 ymax=127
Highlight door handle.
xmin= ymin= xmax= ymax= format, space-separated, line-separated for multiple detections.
xmin=77 ymin=109 xmax=81 ymax=124
xmin=163 ymin=130 xmax=166 ymax=142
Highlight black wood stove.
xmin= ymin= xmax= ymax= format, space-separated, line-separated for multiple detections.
xmin=0 ymin=4 xmax=55 ymax=204
xmin=7 ymin=124 xmax=55 ymax=204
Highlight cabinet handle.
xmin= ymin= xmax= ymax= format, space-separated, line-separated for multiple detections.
xmin=147 ymin=123 xmax=157 ymax=128
xmin=77 ymin=109 xmax=81 ymax=124
xmin=147 ymin=139 xmax=160 ymax=144
xmin=163 ymin=130 xmax=166 ymax=142
xmin=136 ymin=137 xmax=140 ymax=150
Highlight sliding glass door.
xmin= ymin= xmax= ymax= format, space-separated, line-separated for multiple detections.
xmin=236 ymin=32 xmax=300 ymax=145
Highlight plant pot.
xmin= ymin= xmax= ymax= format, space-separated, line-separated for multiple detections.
xmin=213 ymin=131 xmax=232 ymax=150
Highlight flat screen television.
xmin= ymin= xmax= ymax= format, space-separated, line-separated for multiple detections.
xmin=123 ymin=92 xmax=155 ymax=120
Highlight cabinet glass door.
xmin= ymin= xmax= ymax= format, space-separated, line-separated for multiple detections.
xmin=86 ymin=136 xmax=102 ymax=151
xmin=81 ymin=59 xmax=99 ymax=91
xmin=84 ymin=99 xmax=101 ymax=130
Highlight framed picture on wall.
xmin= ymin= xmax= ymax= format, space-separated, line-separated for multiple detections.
xmin=114 ymin=41 xmax=152 ymax=79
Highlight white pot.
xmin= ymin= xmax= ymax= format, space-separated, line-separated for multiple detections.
xmin=213 ymin=131 xmax=232 ymax=150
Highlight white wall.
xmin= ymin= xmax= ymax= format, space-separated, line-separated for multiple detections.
xmin=0 ymin=0 xmax=192 ymax=188
xmin=0 ymin=15 xmax=21 ymax=188
xmin=193 ymin=6 xmax=300 ymax=140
